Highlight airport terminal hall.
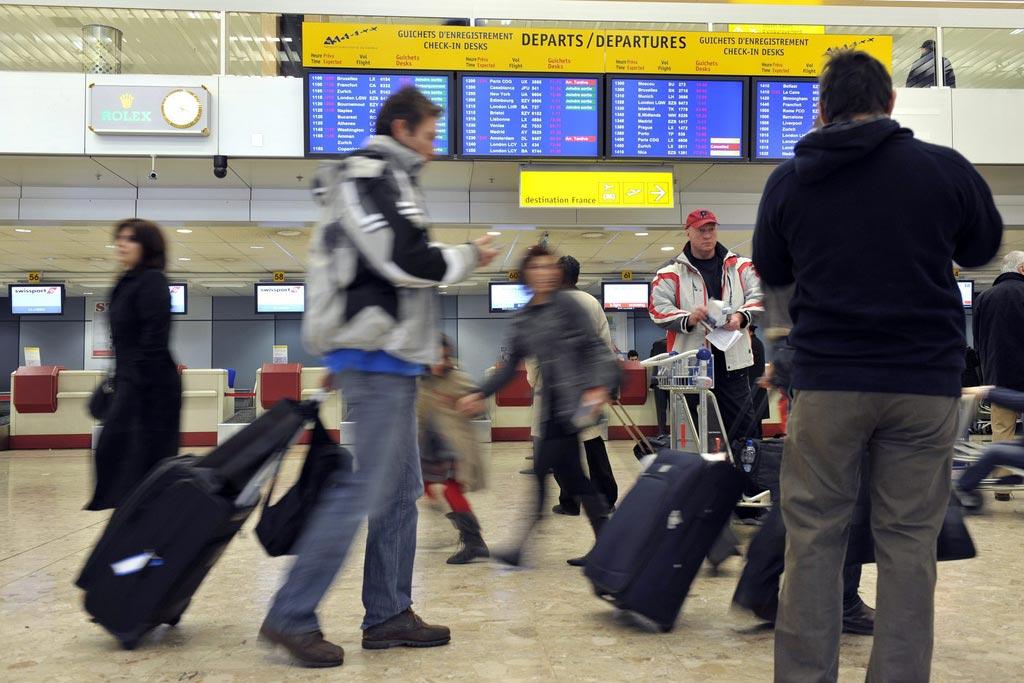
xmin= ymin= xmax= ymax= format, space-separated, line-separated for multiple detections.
xmin=3 ymin=1 xmax=1024 ymax=681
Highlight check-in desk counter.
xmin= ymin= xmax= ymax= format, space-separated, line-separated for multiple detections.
xmin=253 ymin=364 xmax=340 ymax=443
xmin=180 ymin=369 xmax=230 ymax=447
xmin=10 ymin=367 xmax=103 ymax=449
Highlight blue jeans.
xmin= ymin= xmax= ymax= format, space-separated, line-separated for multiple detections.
xmin=957 ymin=440 xmax=1024 ymax=492
xmin=264 ymin=370 xmax=422 ymax=633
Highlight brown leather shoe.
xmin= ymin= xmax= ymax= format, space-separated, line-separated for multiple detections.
xmin=258 ymin=622 xmax=344 ymax=668
xmin=362 ymin=609 xmax=451 ymax=650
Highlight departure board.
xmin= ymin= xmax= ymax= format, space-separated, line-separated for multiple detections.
xmin=608 ymin=77 xmax=746 ymax=159
xmin=305 ymin=71 xmax=452 ymax=156
xmin=459 ymin=75 xmax=601 ymax=158
xmin=754 ymin=79 xmax=820 ymax=160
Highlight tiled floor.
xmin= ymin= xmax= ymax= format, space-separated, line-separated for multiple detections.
xmin=1 ymin=442 xmax=1022 ymax=681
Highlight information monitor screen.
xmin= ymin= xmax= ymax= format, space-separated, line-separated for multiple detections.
xmin=306 ymin=71 xmax=452 ymax=156
xmin=607 ymin=76 xmax=746 ymax=159
xmin=753 ymin=78 xmax=820 ymax=160
xmin=255 ymin=283 xmax=306 ymax=314
xmin=957 ymin=280 xmax=974 ymax=309
xmin=9 ymin=284 xmax=65 ymax=315
xmin=460 ymin=74 xmax=601 ymax=158
xmin=489 ymin=283 xmax=533 ymax=313
xmin=169 ymin=283 xmax=187 ymax=315
xmin=602 ymin=282 xmax=650 ymax=311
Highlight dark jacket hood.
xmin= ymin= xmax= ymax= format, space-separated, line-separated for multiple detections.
xmin=992 ymin=271 xmax=1024 ymax=287
xmin=793 ymin=117 xmax=908 ymax=184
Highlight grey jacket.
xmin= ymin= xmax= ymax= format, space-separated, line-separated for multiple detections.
xmin=302 ymin=136 xmax=479 ymax=365
xmin=479 ymin=291 xmax=620 ymax=427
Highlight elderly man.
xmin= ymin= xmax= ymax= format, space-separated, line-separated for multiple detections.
xmin=649 ymin=208 xmax=764 ymax=442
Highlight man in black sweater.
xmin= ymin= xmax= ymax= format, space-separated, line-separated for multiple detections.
xmin=753 ymin=50 xmax=1002 ymax=682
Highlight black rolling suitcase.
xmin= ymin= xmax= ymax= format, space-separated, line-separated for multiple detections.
xmin=76 ymin=399 xmax=318 ymax=649
xmin=584 ymin=449 xmax=745 ymax=631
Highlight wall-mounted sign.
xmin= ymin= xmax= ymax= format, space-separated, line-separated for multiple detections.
xmin=520 ymin=170 xmax=674 ymax=209
xmin=92 ymin=301 xmax=113 ymax=359
xmin=26 ymin=271 xmax=41 ymax=284
xmin=729 ymin=25 xmax=826 ymax=35
xmin=272 ymin=345 xmax=289 ymax=364
xmin=272 ymin=271 xmax=286 ymax=282
xmin=87 ymin=84 xmax=211 ymax=136
xmin=302 ymin=22 xmax=892 ymax=77
xmin=23 ymin=347 xmax=41 ymax=367
xmin=507 ymin=270 xmax=520 ymax=281
xmin=621 ymin=270 xmax=634 ymax=281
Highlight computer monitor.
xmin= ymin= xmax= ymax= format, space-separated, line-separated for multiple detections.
xmin=602 ymin=282 xmax=650 ymax=311
xmin=489 ymin=282 xmax=532 ymax=313
xmin=9 ymin=284 xmax=65 ymax=315
xmin=255 ymin=283 xmax=306 ymax=314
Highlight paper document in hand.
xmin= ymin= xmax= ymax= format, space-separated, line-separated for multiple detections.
xmin=706 ymin=326 xmax=742 ymax=352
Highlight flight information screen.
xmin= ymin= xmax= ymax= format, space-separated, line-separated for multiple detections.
xmin=306 ymin=71 xmax=451 ymax=156
xmin=753 ymin=79 xmax=820 ymax=160
xmin=459 ymin=75 xmax=601 ymax=157
xmin=608 ymin=77 xmax=745 ymax=159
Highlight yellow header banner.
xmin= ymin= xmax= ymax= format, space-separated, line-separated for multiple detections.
xmin=519 ymin=170 xmax=674 ymax=209
xmin=302 ymin=23 xmax=892 ymax=77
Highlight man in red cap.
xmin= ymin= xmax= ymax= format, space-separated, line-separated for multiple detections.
xmin=649 ymin=208 xmax=764 ymax=442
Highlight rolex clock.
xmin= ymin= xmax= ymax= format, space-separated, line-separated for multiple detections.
xmin=87 ymin=84 xmax=211 ymax=136
xmin=161 ymin=88 xmax=202 ymax=129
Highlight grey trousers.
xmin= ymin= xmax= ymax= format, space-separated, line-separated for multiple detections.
xmin=774 ymin=391 xmax=958 ymax=683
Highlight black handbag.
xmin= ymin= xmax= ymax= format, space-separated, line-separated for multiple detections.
xmin=255 ymin=416 xmax=352 ymax=557
xmin=846 ymin=491 xmax=977 ymax=564
xmin=88 ymin=375 xmax=115 ymax=421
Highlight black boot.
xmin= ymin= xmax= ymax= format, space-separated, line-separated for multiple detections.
xmin=567 ymin=495 xmax=609 ymax=566
xmin=446 ymin=511 xmax=489 ymax=565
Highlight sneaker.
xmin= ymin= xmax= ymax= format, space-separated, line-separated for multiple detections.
xmin=551 ymin=504 xmax=580 ymax=516
xmin=841 ymin=602 xmax=875 ymax=636
xmin=362 ymin=609 xmax=450 ymax=650
xmin=258 ymin=622 xmax=344 ymax=668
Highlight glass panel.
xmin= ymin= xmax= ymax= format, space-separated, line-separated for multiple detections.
xmin=226 ymin=13 xmax=457 ymax=76
xmin=477 ymin=19 xmax=708 ymax=31
xmin=0 ymin=5 xmax=219 ymax=74
xmin=943 ymin=27 xmax=1024 ymax=89
xmin=714 ymin=23 xmax=934 ymax=86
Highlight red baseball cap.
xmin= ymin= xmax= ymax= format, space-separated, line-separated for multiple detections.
xmin=685 ymin=209 xmax=718 ymax=230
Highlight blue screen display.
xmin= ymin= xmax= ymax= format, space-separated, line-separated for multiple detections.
xmin=306 ymin=72 xmax=450 ymax=156
xmin=754 ymin=80 xmax=820 ymax=160
xmin=609 ymin=78 xmax=745 ymax=159
xmin=460 ymin=75 xmax=600 ymax=157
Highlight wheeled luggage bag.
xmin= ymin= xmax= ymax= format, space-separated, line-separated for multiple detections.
xmin=76 ymin=399 xmax=317 ymax=649
xmin=584 ymin=448 xmax=745 ymax=631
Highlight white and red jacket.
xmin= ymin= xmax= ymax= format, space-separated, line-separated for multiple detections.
xmin=648 ymin=243 xmax=764 ymax=372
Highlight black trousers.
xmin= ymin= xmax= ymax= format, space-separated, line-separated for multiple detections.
xmin=556 ymin=436 xmax=618 ymax=512
xmin=533 ymin=420 xmax=598 ymax=522
xmin=652 ymin=387 xmax=670 ymax=436
xmin=685 ymin=364 xmax=756 ymax=445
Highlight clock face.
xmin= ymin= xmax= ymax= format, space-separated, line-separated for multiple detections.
xmin=161 ymin=89 xmax=202 ymax=129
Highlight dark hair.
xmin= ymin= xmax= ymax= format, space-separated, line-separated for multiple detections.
xmin=440 ymin=334 xmax=453 ymax=353
xmin=374 ymin=86 xmax=443 ymax=137
xmin=627 ymin=349 xmax=639 ymax=358
xmin=518 ymin=244 xmax=554 ymax=275
xmin=921 ymin=39 xmax=936 ymax=51
xmin=819 ymin=50 xmax=893 ymax=123
xmin=559 ymin=255 xmax=581 ymax=287
xmin=113 ymin=218 xmax=167 ymax=270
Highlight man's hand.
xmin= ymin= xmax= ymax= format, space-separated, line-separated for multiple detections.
xmin=757 ymin=365 xmax=774 ymax=390
xmin=963 ymin=385 xmax=994 ymax=399
xmin=581 ymin=387 xmax=610 ymax=410
xmin=687 ymin=305 xmax=708 ymax=330
xmin=723 ymin=313 xmax=744 ymax=332
xmin=472 ymin=235 xmax=500 ymax=267
xmin=456 ymin=392 xmax=486 ymax=417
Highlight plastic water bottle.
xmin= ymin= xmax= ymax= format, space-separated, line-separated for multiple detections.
xmin=741 ymin=439 xmax=757 ymax=473
xmin=695 ymin=347 xmax=712 ymax=388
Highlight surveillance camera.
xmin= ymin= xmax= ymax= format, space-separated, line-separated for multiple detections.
xmin=148 ymin=154 xmax=158 ymax=181
xmin=213 ymin=155 xmax=228 ymax=179
xmin=148 ymin=170 xmax=159 ymax=180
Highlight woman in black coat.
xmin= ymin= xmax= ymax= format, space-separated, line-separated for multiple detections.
xmin=86 ymin=218 xmax=182 ymax=510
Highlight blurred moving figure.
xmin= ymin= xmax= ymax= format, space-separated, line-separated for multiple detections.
xmin=753 ymin=50 xmax=1001 ymax=681
xmin=419 ymin=335 xmax=489 ymax=564
xmin=956 ymin=386 xmax=1024 ymax=510
xmin=87 ymin=218 xmax=181 ymax=511
xmin=906 ymin=39 xmax=956 ymax=88
xmin=260 ymin=87 xmax=497 ymax=668
xmin=458 ymin=246 xmax=619 ymax=568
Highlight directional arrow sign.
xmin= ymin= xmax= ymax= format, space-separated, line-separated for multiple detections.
xmin=520 ymin=171 xmax=674 ymax=209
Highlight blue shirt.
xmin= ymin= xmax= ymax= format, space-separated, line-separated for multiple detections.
xmin=323 ymin=349 xmax=425 ymax=377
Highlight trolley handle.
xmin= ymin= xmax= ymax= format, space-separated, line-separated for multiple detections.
xmin=640 ymin=350 xmax=699 ymax=368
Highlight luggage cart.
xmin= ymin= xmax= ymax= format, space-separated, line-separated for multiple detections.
xmin=641 ymin=350 xmax=769 ymax=511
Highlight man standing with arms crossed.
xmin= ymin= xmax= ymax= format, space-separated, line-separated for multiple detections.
xmin=258 ymin=87 xmax=498 ymax=668
xmin=753 ymin=51 xmax=1002 ymax=681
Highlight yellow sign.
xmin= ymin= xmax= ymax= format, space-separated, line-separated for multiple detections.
xmin=621 ymin=270 xmax=634 ymax=281
xmin=520 ymin=171 xmax=673 ymax=209
xmin=26 ymin=272 xmax=41 ymax=284
xmin=303 ymin=22 xmax=891 ymax=77
xmin=23 ymin=347 xmax=41 ymax=367
xmin=272 ymin=271 xmax=286 ymax=283
xmin=729 ymin=25 xmax=825 ymax=34
xmin=508 ymin=270 xmax=520 ymax=281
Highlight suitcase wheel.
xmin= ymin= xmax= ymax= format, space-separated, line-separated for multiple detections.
xmin=119 ymin=637 xmax=139 ymax=651
xmin=166 ymin=616 xmax=181 ymax=627
xmin=658 ymin=622 xmax=674 ymax=633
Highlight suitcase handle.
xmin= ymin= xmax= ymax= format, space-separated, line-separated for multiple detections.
xmin=607 ymin=400 xmax=655 ymax=455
